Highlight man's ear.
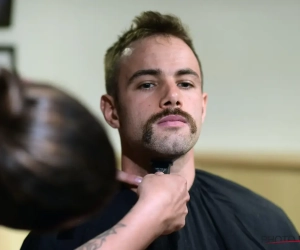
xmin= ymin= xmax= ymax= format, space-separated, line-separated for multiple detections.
xmin=201 ymin=93 xmax=208 ymax=123
xmin=100 ymin=94 xmax=120 ymax=129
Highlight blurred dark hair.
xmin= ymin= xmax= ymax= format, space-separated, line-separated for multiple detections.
xmin=0 ymin=68 xmax=117 ymax=231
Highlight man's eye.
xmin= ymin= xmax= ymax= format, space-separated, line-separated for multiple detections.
xmin=139 ymin=83 xmax=155 ymax=90
xmin=178 ymin=82 xmax=193 ymax=88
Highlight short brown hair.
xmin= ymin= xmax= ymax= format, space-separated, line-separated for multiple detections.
xmin=104 ymin=11 xmax=203 ymax=100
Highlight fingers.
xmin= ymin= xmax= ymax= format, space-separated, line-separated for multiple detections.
xmin=155 ymin=171 xmax=164 ymax=176
xmin=116 ymin=170 xmax=143 ymax=186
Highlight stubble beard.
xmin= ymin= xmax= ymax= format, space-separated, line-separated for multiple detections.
xmin=142 ymin=128 xmax=199 ymax=159
xmin=141 ymin=108 xmax=199 ymax=159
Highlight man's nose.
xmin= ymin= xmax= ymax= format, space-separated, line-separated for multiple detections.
xmin=159 ymin=81 xmax=182 ymax=109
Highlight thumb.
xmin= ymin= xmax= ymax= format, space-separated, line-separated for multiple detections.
xmin=116 ymin=170 xmax=143 ymax=186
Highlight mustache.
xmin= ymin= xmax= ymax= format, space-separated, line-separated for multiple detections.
xmin=145 ymin=108 xmax=197 ymax=133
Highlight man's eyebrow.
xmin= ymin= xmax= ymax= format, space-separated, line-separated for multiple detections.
xmin=128 ymin=69 xmax=162 ymax=85
xmin=175 ymin=68 xmax=200 ymax=78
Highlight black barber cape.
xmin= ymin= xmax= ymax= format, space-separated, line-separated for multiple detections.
xmin=21 ymin=169 xmax=300 ymax=250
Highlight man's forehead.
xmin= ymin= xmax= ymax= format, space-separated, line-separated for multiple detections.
xmin=121 ymin=47 xmax=134 ymax=57
xmin=121 ymin=39 xmax=199 ymax=69
xmin=118 ymin=36 xmax=201 ymax=83
xmin=121 ymin=36 xmax=186 ymax=55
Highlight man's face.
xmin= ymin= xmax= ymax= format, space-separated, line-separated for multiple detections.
xmin=107 ymin=35 xmax=207 ymax=158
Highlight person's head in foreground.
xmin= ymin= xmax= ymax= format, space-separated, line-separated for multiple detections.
xmin=101 ymin=11 xmax=208 ymax=173
xmin=0 ymin=68 xmax=117 ymax=232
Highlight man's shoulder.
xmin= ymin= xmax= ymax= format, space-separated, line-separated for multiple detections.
xmin=194 ymin=168 xmax=274 ymax=205
xmin=193 ymin=169 xmax=298 ymax=234
xmin=193 ymin=168 xmax=282 ymax=213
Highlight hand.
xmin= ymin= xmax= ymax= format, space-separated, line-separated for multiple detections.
xmin=136 ymin=172 xmax=190 ymax=235
xmin=116 ymin=170 xmax=143 ymax=186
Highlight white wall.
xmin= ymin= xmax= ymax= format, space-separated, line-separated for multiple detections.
xmin=1 ymin=0 xmax=300 ymax=155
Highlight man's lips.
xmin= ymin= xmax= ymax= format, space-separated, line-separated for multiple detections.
xmin=157 ymin=115 xmax=187 ymax=124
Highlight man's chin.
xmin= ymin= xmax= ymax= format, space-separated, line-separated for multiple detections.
xmin=144 ymin=142 xmax=193 ymax=158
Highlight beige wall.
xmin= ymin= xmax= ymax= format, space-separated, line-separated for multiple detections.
xmin=0 ymin=227 xmax=28 ymax=250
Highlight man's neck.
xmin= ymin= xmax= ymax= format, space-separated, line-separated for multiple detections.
xmin=120 ymin=149 xmax=196 ymax=191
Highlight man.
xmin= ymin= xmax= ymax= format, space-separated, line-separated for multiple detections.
xmin=22 ymin=11 xmax=300 ymax=250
